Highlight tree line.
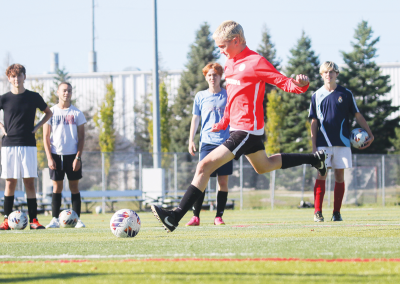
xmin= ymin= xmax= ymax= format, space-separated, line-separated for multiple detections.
xmin=32 ymin=20 xmax=400 ymax=156
xmin=149 ymin=20 xmax=399 ymax=155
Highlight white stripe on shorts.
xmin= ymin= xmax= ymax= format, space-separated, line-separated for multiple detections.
xmin=232 ymin=133 xmax=250 ymax=156
xmin=1 ymin=146 xmax=38 ymax=179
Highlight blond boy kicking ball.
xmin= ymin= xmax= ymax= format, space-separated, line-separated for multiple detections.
xmin=151 ymin=21 xmax=328 ymax=233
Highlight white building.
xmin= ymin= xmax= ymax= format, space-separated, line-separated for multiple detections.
xmin=0 ymin=70 xmax=182 ymax=147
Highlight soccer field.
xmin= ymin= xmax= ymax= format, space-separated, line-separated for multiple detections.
xmin=1 ymin=208 xmax=400 ymax=283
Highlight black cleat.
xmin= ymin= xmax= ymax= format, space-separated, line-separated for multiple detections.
xmin=331 ymin=211 xmax=343 ymax=221
xmin=151 ymin=205 xmax=178 ymax=233
xmin=314 ymin=211 xmax=324 ymax=222
xmin=312 ymin=150 xmax=327 ymax=176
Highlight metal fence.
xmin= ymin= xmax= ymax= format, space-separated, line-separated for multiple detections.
xmin=1 ymin=152 xmax=399 ymax=210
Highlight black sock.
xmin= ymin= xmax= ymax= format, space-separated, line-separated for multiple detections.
xmin=52 ymin=193 xmax=62 ymax=218
xmin=174 ymin=185 xmax=203 ymax=222
xmin=216 ymin=191 xmax=228 ymax=218
xmin=3 ymin=196 xmax=14 ymax=218
xmin=193 ymin=191 xmax=206 ymax=218
xmin=281 ymin=153 xmax=315 ymax=169
xmin=27 ymin=198 xmax=38 ymax=222
xmin=71 ymin=193 xmax=81 ymax=217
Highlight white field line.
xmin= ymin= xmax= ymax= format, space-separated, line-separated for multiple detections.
xmin=0 ymin=252 xmax=255 ymax=259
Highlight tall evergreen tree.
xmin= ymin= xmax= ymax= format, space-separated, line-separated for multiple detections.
xmin=169 ymin=22 xmax=219 ymax=152
xmin=257 ymin=25 xmax=281 ymax=126
xmin=340 ymin=21 xmax=398 ymax=154
xmin=279 ymin=31 xmax=322 ymax=153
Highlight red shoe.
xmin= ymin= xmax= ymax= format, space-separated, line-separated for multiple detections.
xmin=185 ymin=216 xmax=200 ymax=226
xmin=30 ymin=218 xmax=45 ymax=230
xmin=0 ymin=218 xmax=10 ymax=230
xmin=214 ymin=217 xmax=226 ymax=225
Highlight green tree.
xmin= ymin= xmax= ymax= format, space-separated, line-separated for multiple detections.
xmin=48 ymin=67 xmax=71 ymax=106
xmin=148 ymin=82 xmax=171 ymax=153
xmin=340 ymin=21 xmax=399 ymax=154
xmin=257 ymin=25 xmax=281 ymax=127
xmin=94 ymin=82 xmax=116 ymax=176
xmin=389 ymin=128 xmax=400 ymax=154
xmin=94 ymin=82 xmax=116 ymax=152
xmin=169 ymin=22 xmax=219 ymax=152
xmin=265 ymin=90 xmax=283 ymax=154
xmin=279 ymin=31 xmax=322 ymax=153
xmin=30 ymin=81 xmax=47 ymax=169
xmin=134 ymin=93 xmax=151 ymax=152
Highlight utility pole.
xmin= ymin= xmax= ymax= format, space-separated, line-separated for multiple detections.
xmin=152 ymin=0 xmax=161 ymax=168
xmin=89 ymin=0 xmax=97 ymax=72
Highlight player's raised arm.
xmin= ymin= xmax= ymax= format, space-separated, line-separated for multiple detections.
xmin=254 ymin=57 xmax=309 ymax=94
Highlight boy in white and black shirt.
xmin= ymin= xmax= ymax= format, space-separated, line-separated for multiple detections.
xmin=43 ymin=82 xmax=87 ymax=228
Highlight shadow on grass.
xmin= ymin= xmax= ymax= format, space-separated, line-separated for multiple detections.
xmin=0 ymin=271 xmax=396 ymax=282
xmin=0 ymin=272 xmax=108 ymax=283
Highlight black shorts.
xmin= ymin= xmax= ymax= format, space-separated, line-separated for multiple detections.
xmin=49 ymin=153 xmax=82 ymax=181
xmin=200 ymin=143 xmax=233 ymax=177
xmin=222 ymin=131 xmax=265 ymax=160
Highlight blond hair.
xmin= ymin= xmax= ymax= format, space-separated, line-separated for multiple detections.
xmin=320 ymin=61 xmax=339 ymax=74
xmin=212 ymin=20 xmax=246 ymax=44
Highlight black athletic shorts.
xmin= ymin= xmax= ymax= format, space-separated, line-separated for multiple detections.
xmin=49 ymin=153 xmax=82 ymax=181
xmin=200 ymin=143 xmax=233 ymax=177
xmin=222 ymin=131 xmax=265 ymax=160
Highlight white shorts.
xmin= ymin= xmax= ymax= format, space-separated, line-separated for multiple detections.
xmin=1 ymin=146 xmax=38 ymax=179
xmin=317 ymin=146 xmax=352 ymax=169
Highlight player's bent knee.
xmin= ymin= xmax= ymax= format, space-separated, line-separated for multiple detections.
xmin=196 ymin=160 xmax=214 ymax=177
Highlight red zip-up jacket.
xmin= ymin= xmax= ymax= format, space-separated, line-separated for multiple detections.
xmin=214 ymin=47 xmax=309 ymax=135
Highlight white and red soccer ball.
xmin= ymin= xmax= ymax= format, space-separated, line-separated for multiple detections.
xmin=8 ymin=210 xmax=28 ymax=230
xmin=350 ymin=128 xmax=369 ymax=149
xmin=110 ymin=209 xmax=141 ymax=238
xmin=59 ymin=209 xmax=79 ymax=228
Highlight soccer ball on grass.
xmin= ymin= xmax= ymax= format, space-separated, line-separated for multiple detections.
xmin=59 ymin=209 xmax=79 ymax=228
xmin=350 ymin=128 xmax=369 ymax=149
xmin=8 ymin=210 xmax=28 ymax=230
xmin=110 ymin=209 xmax=141 ymax=238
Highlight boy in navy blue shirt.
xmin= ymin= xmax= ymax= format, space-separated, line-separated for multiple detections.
xmin=309 ymin=61 xmax=374 ymax=222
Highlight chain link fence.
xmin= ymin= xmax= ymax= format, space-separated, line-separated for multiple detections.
xmin=1 ymin=152 xmax=399 ymax=210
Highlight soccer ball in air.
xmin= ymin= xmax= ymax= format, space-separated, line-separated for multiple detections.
xmin=350 ymin=128 xmax=369 ymax=149
xmin=8 ymin=210 xmax=28 ymax=230
xmin=59 ymin=209 xmax=79 ymax=228
xmin=110 ymin=209 xmax=141 ymax=238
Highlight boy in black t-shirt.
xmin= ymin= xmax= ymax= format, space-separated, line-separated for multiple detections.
xmin=0 ymin=64 xmax=53 ymax=230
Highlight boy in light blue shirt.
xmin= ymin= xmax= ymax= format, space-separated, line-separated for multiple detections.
xmin=187 ymin=63 xmax=232 ymax=226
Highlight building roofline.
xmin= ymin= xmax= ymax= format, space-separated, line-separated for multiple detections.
xmin=26 ymin=69 xmax=183 ymax=79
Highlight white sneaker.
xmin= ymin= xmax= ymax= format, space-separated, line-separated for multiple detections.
xmin=75 ymin=219 xmax=86 ymax=228
xmin=46 ymin=217 xmax=60 ymax=228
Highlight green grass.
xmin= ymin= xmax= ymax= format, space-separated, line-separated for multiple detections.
xmin=1 ymin=208 xmax=400 ymax=283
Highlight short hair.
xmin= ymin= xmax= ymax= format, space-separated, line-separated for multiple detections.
xmin=6 ymin=64 xmax=26 ymax=77
xmin=212 ymin=20 xmax=246 ymax=44
xmin=202 ymin=62 xmax=223 ymax=77
xmin=320 ymin=61 xmax=339 ymax=74
xmin=58 ymin=82 xmax=72 ymax=90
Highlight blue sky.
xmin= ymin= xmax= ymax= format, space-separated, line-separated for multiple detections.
xmin=0 ymin=0 xmax=398 ymax=74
